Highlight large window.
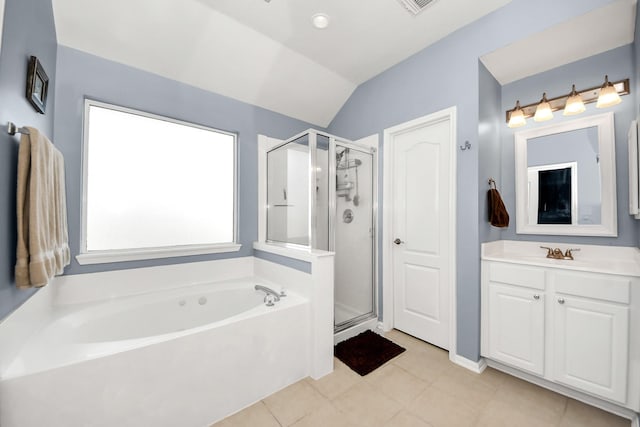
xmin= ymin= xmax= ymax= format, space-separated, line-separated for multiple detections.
xmin=78 ymin=100 xmax=239 ymax=264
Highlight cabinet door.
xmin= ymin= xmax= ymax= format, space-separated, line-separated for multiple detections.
xmin=488 ymin=283 xmax=545 ymax=375
xmin=553 ymin=295 xmax=629 ymax=404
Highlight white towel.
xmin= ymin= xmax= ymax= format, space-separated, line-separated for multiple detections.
xmin=15 ymin=127 xmax=70 ymax=288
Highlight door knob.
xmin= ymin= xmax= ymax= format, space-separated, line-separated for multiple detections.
xmin=394 ymin=238 xmax=404 ymax=245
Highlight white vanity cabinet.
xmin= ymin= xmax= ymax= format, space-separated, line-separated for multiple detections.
xmin=481 ymin=241 xmax=640 ymax=415
xmin=486 ymin=264 xmax=545 ymax=376
xmin=552 ymin=271 xmax=630 ymax=404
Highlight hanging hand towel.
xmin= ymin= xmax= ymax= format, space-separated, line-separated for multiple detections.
xmin=15 ymin=127 xmax=70 ymax=288
xmin=488 ymin=187 xmax=510 ymax=228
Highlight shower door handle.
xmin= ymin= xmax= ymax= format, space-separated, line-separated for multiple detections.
xmin=394 ymin=238 xmax=404 ymax=245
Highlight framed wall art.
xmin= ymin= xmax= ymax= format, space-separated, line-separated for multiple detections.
xmin=26 ymin=55 xmax=49 ymax=114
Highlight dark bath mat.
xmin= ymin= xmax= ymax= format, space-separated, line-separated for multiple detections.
xmin=334 ymin=330 xmax=406 ymax=376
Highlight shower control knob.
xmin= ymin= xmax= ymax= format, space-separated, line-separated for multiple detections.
xmin=394 ymin=238 xmax=404 ymax=245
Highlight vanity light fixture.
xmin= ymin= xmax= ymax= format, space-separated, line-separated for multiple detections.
xmin=533 ymin=93 xmax=553 ymax=122
xmin=312 ymin=13 xmax=330 ymax=29
xmin=596 ymin=75 xmax=622 ymax=108
xmin=507 ymin=100 xmax=526 ymax=128
xmin=563 ymin=85 xmax=586 ymax=116
xmin=505 ymin=76 xmax=629 ymax=126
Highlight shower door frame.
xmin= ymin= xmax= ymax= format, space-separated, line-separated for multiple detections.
xmin=329 ymin=136 xmax=378 ymax=333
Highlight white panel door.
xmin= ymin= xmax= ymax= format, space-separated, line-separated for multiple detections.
xmin=553 ymin=295 xmax=629 ymax=404
xmin=488 ymin=283 xmax=545 ymax=375
xmin=392 ymin=117 xmax=451 ymax=349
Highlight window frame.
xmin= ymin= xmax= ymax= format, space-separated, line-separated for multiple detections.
xmin=77 ymin=99 xmax=240 ymax=265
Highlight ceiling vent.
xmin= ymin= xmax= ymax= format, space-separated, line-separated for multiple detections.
xmin=396 ymin=0 xmax=436 ymax=15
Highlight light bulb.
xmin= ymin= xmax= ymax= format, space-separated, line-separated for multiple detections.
xmin=311 ymin=13 xmax=330 ymax=29
xmin=507 ymin=101 xmax=526 ymax=128
xmin=596 ymin=76 xmax=621 ymax=108
xmin=563 ymin=85 xmax=585 ymax=116
xmin=534 ymin=93 xmax=553 ymax=122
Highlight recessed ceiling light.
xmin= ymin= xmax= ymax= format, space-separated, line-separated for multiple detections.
xmin=312 ymin=13 xmax=330 ymax=29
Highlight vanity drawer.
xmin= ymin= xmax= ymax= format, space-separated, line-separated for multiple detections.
xmin=554 ymin=272 xmax=630 ymax=304
xmin=489 ymin=262 xmax=545 ymax=290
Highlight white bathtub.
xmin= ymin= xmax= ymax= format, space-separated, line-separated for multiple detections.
xmin=0 ymin=276 xmax=311 ymax=427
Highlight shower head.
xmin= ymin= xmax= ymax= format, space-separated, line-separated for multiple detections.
xmin=336 ymin=148 xmax=348 ymax=163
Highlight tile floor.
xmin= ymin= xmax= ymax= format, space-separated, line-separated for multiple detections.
xmin=213 ymin=329 xmax=631 ymax=427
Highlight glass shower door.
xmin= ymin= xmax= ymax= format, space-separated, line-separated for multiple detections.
xmin=266 ymin=134 xmax=310 ymax=246
xmin=333 ymin=143 xmax=375 ymax=331
xmin=265 ymin=131 xmax=377 ymax=333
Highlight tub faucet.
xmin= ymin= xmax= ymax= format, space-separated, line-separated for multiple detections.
xmin=254 ymin=284 xmax=283 ymax=302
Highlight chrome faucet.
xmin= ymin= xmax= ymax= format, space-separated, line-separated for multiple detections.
xmin=254 ymin=284 xmax=285 ymax=302
xmin=540 ymin=246 xmax=580 ymax=260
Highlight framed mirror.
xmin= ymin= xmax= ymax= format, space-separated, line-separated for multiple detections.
xmin=514 ymin=112 xmax=617 ymax=236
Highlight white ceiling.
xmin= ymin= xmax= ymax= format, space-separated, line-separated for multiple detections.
xmin=52 ymin=0 xmax=636 ymax=127
xmin=52 ymin=0 xmax=511 ymax=127
xmin=480 ymin=0 xmax=637 ymax=85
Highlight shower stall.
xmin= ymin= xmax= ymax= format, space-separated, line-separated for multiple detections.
xmin=266 ymin=130 xmax=377 ymax=333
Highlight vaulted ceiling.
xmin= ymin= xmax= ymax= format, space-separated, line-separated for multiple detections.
xmin=52 ymin=0 xmax=511 ymax=127
xmin=480 ymin=0 xmax=636 ymax=85
xmin=52 ymin=0 xmax=635 ymax=127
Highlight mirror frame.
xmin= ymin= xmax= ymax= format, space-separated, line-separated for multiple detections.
xmin=514 ymin=112 xmax=617 ymax=236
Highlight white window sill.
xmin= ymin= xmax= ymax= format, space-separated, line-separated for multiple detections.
xmin=76 ymin=243 xmax=242 ymax=265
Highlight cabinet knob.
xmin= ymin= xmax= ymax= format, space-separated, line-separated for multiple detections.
xmin=558 ymin=297 xmax=565 ymax=304
xmin=533 ymin=294 xmax=540 ymax=300
xmin=394 ymin=238 xmax=404 ymax=245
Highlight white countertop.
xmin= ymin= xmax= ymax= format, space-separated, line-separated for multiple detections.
xmin=482 ymin=240 xmax=640 ymax=277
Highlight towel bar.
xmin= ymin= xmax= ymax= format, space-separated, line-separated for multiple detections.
xmin=7 ymin=122 xmax=30 ymax=136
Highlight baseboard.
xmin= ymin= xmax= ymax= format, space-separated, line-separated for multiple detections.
xmin=451 ymin=354 xmax=487 ymax=374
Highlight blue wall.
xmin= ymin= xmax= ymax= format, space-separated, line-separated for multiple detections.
xmin=0 ymin=0 xmax=57 ymax=320
xmin=53 ymin=46 xmax=316 ymax=276
xmin=328 ymin=0 xmax=624 ymax=361
xmin=478 ymin=61 xmax=503 ymax=243
xmin=254 ymin=250 xmax=311 ymax=274
xmin=500 ymin=45 xmax=637 ymax=246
